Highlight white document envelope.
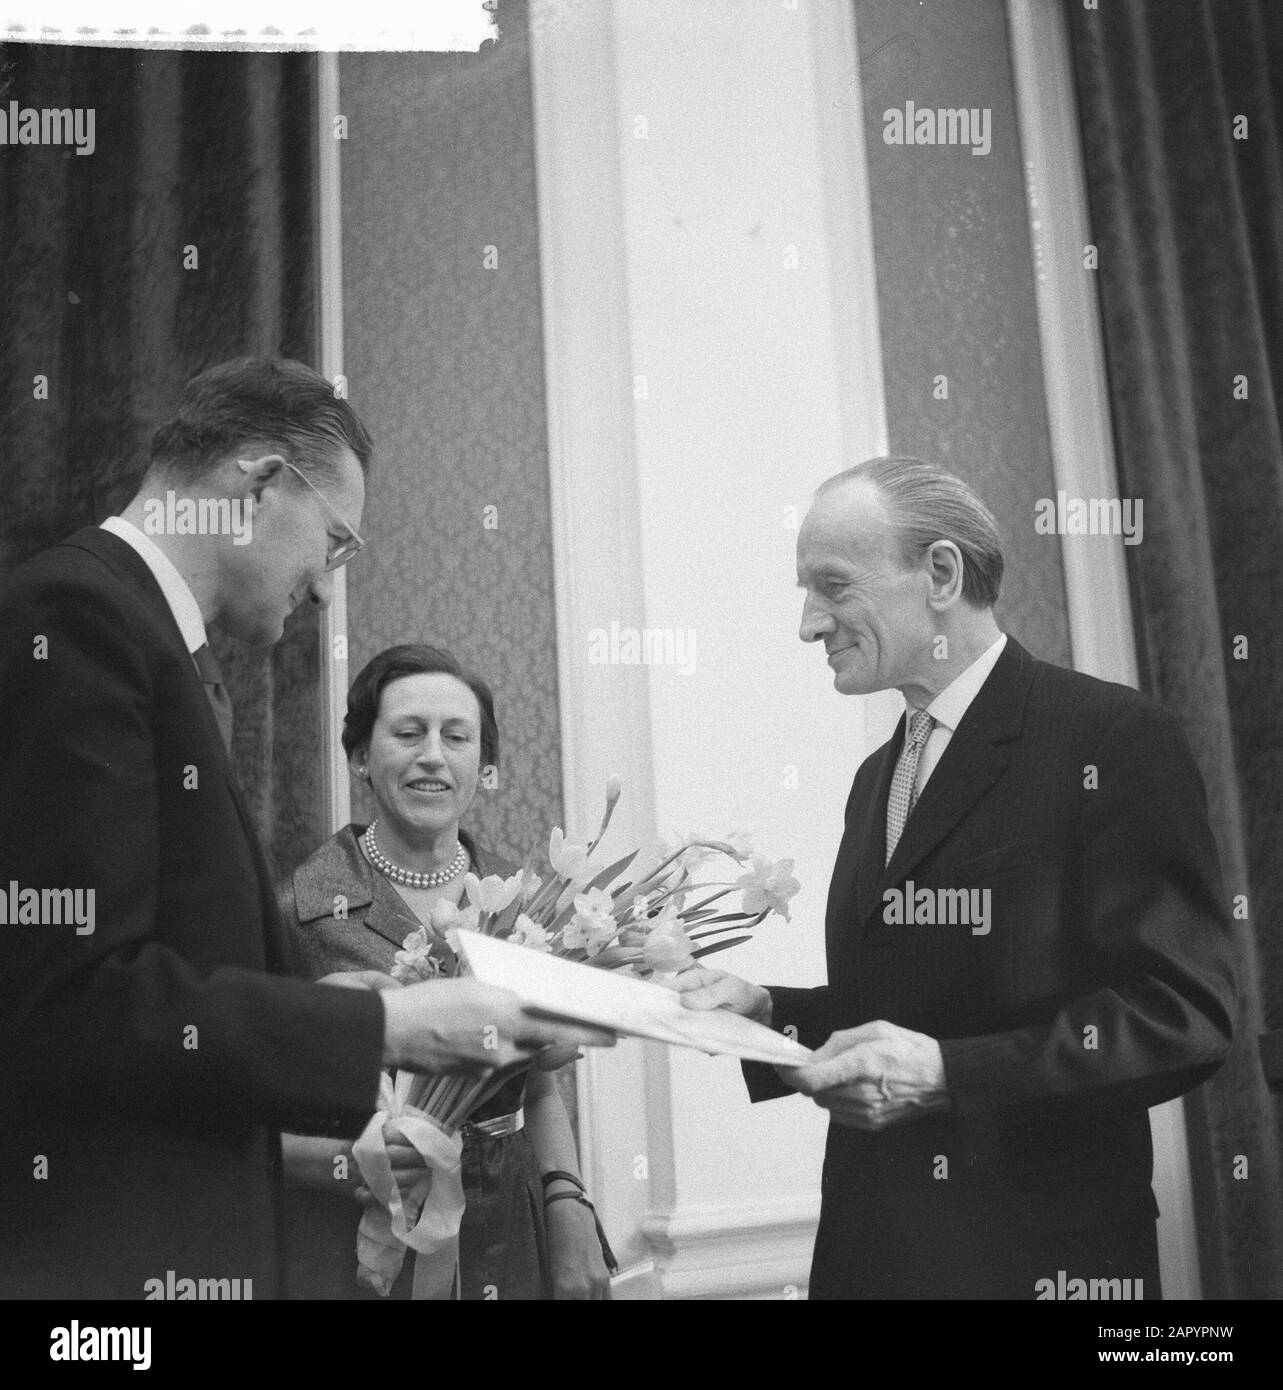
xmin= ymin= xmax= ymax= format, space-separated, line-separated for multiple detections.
xmin=455 ymin=929 xmax=813 ymax=1067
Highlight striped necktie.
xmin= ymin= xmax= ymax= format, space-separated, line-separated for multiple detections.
xmin=192 ymin=643 xmax=234 ymax=754
xmin=885 ymin=708 xmax=934 ymax=865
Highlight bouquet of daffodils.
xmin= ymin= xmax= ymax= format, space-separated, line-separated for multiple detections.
xmin=355 ymin=778 xmax=799 ymax=1296
xmin=394 ymin=774 xmax=800 ymax=990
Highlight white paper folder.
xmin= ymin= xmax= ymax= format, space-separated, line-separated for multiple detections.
xmin=455 ymin=929 xmax=813 ymax=1067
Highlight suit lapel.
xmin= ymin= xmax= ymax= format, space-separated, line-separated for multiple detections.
xmin=867 ymin=639 xmax=1039 ymax=922
xmin=294 ymin=827 xmax=417 ymax=954
xmin=878 ymin=728 xmax=1011 ymax=891
xmin=69 ymin=526 xmax=241 ymax=783
xmin=365 ymin=871 xmax=427 ymax=954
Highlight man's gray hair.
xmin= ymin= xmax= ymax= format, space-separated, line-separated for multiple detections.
xmin=816 ymin=456 xmax=1005 ymax=608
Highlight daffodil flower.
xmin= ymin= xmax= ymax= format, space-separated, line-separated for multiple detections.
xmin=734 ymin=855 xmax=802 ymax=920
xmin=587 ymin=774 xmax=624 ymax=854
xmin=643 ymin=917 xmax=696 ymax=973
xmin=722 ymin=830 xmax=754 ymax=862
xmin=509 ymin=913 xmax=553 ymax=952
xmin=391 ymin=927 xmax=444 ymax=984
xmin=563 ymin=886 xmax=618 ymax=956
xmin=548 ymin=826 xmax=593 ymax=881
xmin=400 ymin=926 xmax=429 ymax=953
xmin=517 ymin=865 xmax=543 ymax=905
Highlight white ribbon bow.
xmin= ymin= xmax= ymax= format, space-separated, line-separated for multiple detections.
xmin=352 ymin=1071 xmax=467 ymax=1299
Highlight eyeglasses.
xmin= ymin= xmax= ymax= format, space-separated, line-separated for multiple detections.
xmin=282 ymin=461 xmax=365 ymax=570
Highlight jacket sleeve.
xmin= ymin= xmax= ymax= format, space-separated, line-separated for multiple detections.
xmin=940 ymin=701 xmax=1238 ymax=1118
xmin=0 ymin=564 xmax=384 ymax=1138
xmin=741 ymin=755 xmax=884 ymax=1104
xmin=741 ymin=985 xmax=836 ymax=1102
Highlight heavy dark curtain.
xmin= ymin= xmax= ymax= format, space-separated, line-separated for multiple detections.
xmin=1067 ymin=0 xmax=1283 ymax=1299
xmin=0 ymin=43 xmax=324 ymax=880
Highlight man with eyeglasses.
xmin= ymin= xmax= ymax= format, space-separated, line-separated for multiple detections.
xmin=0 ymin=357 xmax=610 ymax=1299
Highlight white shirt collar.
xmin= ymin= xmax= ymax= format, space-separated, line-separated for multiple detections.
xmin=915 ymin=633 xmax=1008 ymax=733
xmin=100 ymin=516 xmax=209 ymax=654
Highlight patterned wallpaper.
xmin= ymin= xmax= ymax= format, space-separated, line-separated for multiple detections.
xmin=855 ymin=0 xmax=1072 ymax=666
xmin=0 ymin=43 xmax=326 ymax=885
xmin=339 ymin=3 xmax=564 ymax=866
xmin=336 ymin=0 xmax=1072 ymax=870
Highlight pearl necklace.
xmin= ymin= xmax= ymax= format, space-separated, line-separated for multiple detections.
xmin=363 ymin=822 xmax=468 ymax=889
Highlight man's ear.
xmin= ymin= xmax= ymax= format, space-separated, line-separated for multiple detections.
xmin=927 ymin=540 xmax=965 ymax=607
xmin=236 ymin=452 xmax=288 ymax=502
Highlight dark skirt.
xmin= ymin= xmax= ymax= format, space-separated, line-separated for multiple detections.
xmin=283 ymin=1123 xmax=551 ymax=1301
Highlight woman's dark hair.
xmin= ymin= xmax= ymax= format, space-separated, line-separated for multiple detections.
xmin=343 ymin=644 xmax=499 ymax=769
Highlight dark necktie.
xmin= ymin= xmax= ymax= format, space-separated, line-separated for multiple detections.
xmin=192 ymin=643 xmax=234 ymax=754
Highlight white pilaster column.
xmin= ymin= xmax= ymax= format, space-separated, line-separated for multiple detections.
xmin=532 ymin=0 xmax=892 ymax=1298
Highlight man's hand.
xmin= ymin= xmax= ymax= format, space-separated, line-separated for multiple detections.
xmin=778 ymin=1020 xmax=951 ymax=1131
xmin=533 ymin=1045 xmax=584 ymax=1072
xmin=672 ymin=965 xmax=773 ymax=1025
xmin=381 ymin=978 xmax=615 ymax=1075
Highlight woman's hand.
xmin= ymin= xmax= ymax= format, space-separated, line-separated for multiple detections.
xmin=384 ymin=1128 xmax=431 ymax=1186
xmin=353 ymin=1122 xmax=432 ymax=1209
xmin=545 ymin=1196 xmax=612 ymax=1300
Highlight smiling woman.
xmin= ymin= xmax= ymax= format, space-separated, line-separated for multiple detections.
xmin=347 ymin=647 xmax=496 ymax=888
xmin=275 ymin=643 xmax=611 ymax=1301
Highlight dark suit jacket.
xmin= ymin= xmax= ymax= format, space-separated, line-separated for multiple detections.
xmin=0 ymin=527 xmax=385 ymax=1299
xmin=745 ymin=637 xmax=1237 ymax=1299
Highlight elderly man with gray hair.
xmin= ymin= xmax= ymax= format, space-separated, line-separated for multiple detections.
xmin=678 ymin=456 xmax=1237 ymax=1300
